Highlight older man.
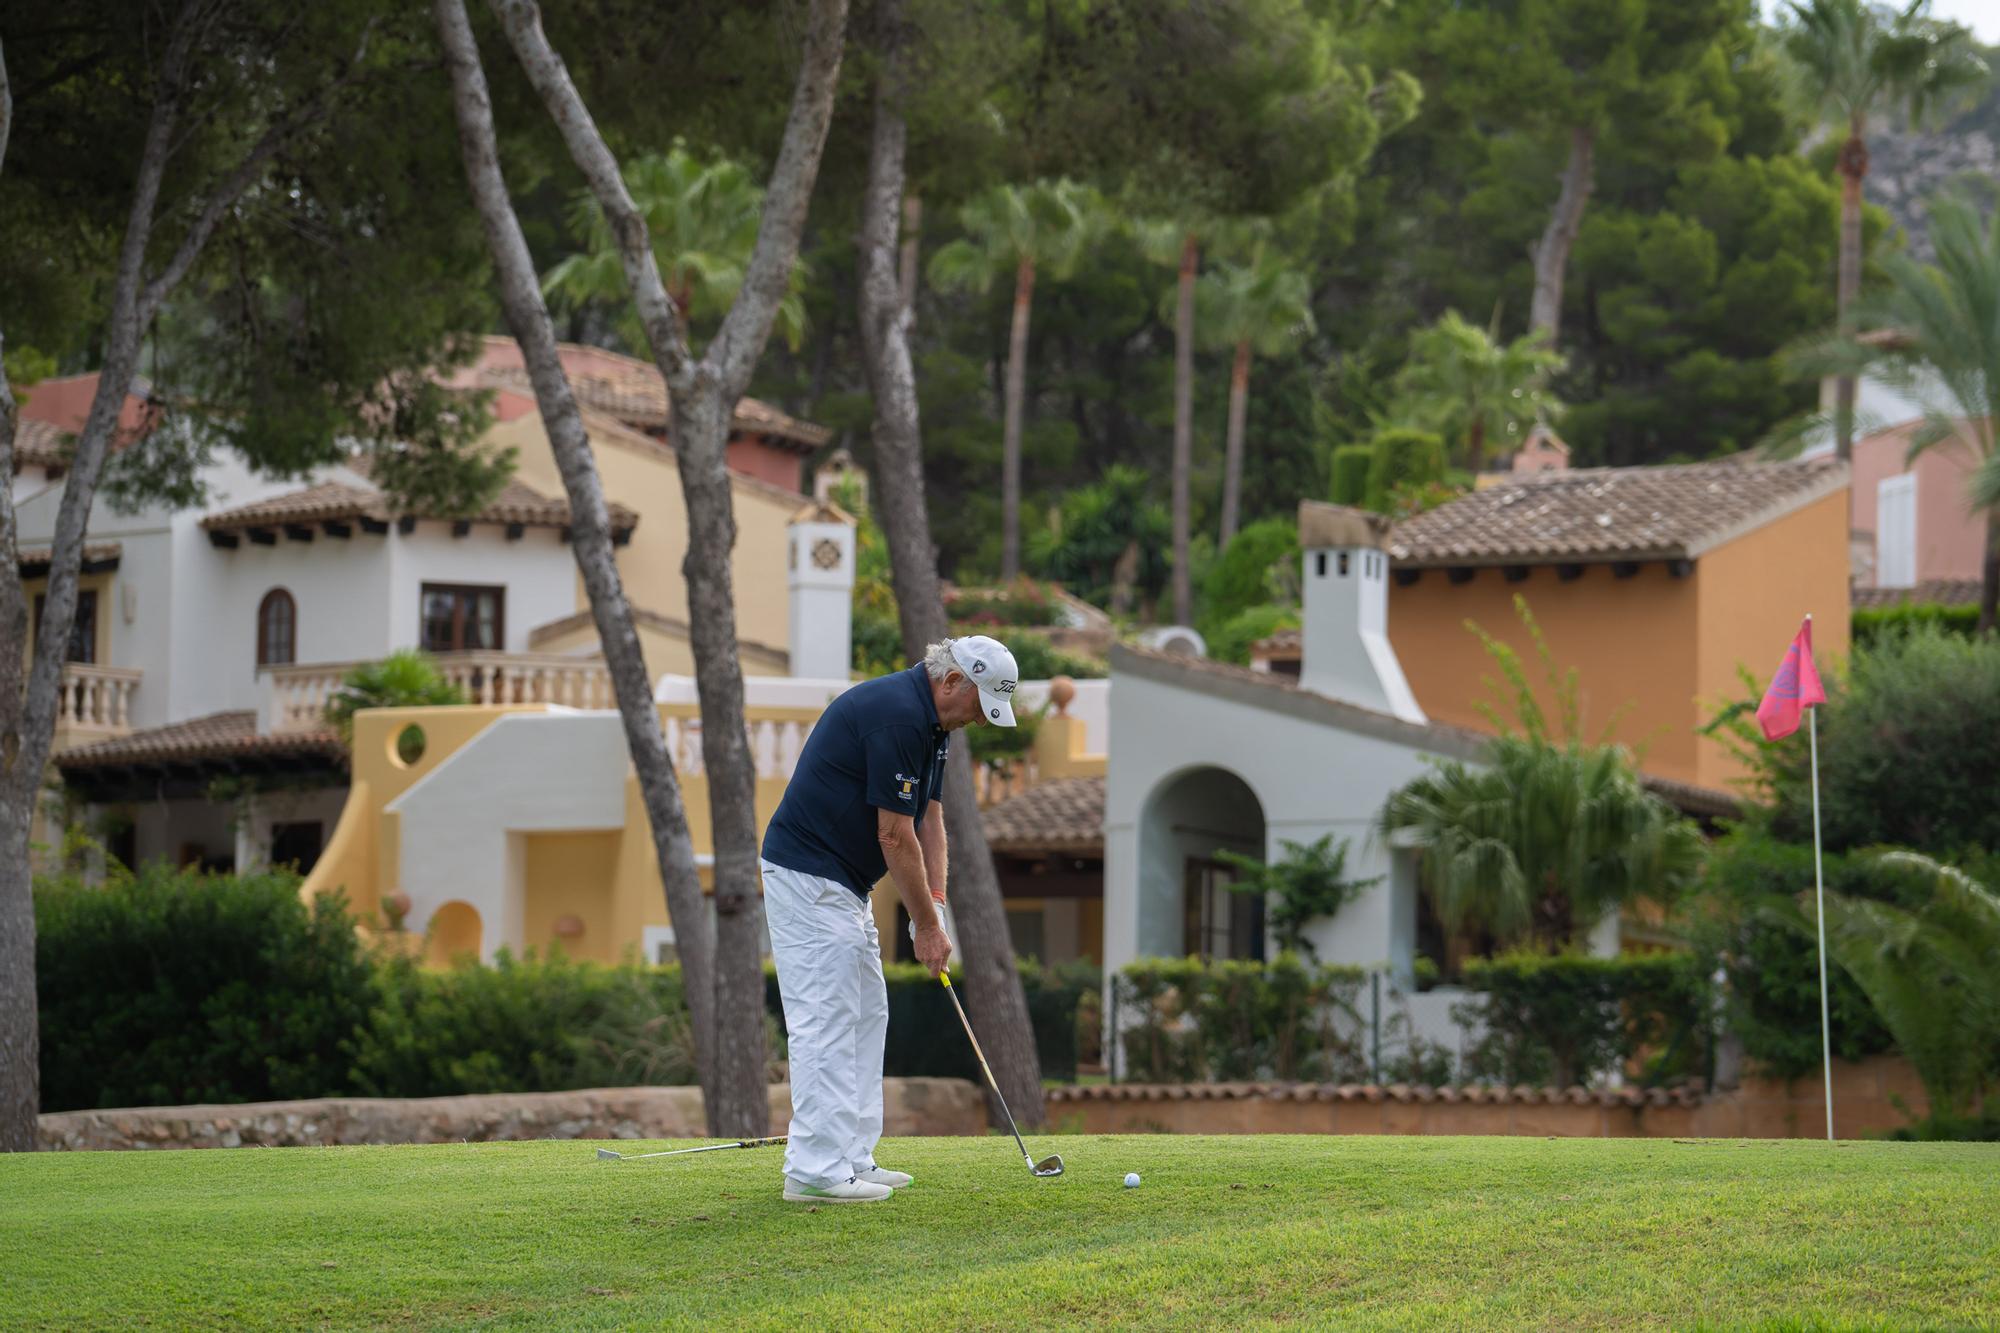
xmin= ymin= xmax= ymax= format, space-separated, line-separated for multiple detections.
xmin=759 ymin=634 xmax=1019 ymax=1204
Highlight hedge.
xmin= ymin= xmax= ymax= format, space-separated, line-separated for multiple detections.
xmin=36 ymin=866 xmax=375 ymax=1112
xmin=1455 ymin=952 xmax=1711 ymax=1089
xmin=35 ymin=865 xmax=1096 ymax=1109
xmin=1850 ymin=601 xmax=1980 ymax=648
xmin=1113 ymin=955 xmax=1370 ymax=1083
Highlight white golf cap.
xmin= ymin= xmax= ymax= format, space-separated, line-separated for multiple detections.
xmin=949 ymin=635 xmax=1020 ymax=727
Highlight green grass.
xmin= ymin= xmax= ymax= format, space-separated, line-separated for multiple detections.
xmin=4 ymin=1135 xmax=1997 ymax=1330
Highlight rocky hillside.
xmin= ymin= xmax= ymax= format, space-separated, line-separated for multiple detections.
xmin=1863 ymin=55 xmax=2000 ymax=261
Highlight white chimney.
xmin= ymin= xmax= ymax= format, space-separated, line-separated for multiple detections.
xmin=1297 ymin=500 xmax=1426 ymax=724
xmin=787 ymin=500 xmax=856 ymax=680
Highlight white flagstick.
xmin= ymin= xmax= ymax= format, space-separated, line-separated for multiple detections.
xmin=1806 ymin=614 xmax=1833 ymax=1142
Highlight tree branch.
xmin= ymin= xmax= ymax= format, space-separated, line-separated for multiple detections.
xmin=485 ymin=0 xmax=695 ymax=394
xmin=703 ymin=0 xmax=849 ymax=398
xmin=137 ymin=21 xmax=380 ymax=328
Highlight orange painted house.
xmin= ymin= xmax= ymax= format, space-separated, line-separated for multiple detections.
xmin=1383 ymin=459 xmax=1851 ymax=789
xmin=1259 ymin=459 xmax=1852 ymax=792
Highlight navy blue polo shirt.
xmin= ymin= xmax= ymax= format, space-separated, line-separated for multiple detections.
xmin=761 ymin=664 xmax=951 ymax=900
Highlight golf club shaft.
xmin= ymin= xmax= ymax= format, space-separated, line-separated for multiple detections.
xmin=608 ymin=1135 xmax=786 ymax=1161
xmin=940 ymin=974 xmax=1036 ymax=1170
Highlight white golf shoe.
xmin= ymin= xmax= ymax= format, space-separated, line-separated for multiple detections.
xmin=783 ymin=1175 xmax=894 ymax=1204
xmin=855 ymin=1166 xmax=913 ymax=1189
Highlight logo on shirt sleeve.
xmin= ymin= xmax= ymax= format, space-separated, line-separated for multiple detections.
xmin=895 ymin=772 xmax=916 ymax=802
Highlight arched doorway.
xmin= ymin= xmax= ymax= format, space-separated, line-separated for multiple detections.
xmin=424 ymin=900 xmax=483 ymax=967
xmin=1137 ymin=766 xmax=1266 ymax=962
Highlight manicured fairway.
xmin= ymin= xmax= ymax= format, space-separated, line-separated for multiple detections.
xmin=3 ymin=1134 xmax=1997 ymax=1329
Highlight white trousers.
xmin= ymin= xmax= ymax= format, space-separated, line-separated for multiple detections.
xmin=761 ymin=859 xmax=889 ymax=1189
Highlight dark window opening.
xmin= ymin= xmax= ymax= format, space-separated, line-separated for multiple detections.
xmin=257 ymin=589 xmax=297 ymax=666
xmin=420 ymin=583 xmax=505 ymax=652
xmin=1184 ymin=857 xmax=1265 ymax=963
xmin=1314 ymin=552 xmax=1327 ymax=578
xmin=269 ymin=821 xmax=324 ymax=874
xmin=34 ymin=590 xmax=97 ymax=664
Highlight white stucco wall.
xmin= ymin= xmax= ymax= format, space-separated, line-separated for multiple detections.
xmin=385 ymin=525 xmax=578 ymax=654
xmin=390 ymin=711 xmax=628 ymax=958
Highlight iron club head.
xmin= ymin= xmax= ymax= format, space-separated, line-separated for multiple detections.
xmin=1032 ymin=1154 xmax=1065 ymax=1177
xmin=596 ymin=1147 xmax=623 ymax=1161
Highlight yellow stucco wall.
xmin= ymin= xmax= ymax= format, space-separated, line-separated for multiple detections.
xmin=1387 ymin=487 xmax=1851 ymax=789
xmin=486 ymin=411 xmax=798 ymax=665
xmin=523 ymin=831 xmax=621 ymax=964
xmin=527 ymin=610 xmax=789 ymax=679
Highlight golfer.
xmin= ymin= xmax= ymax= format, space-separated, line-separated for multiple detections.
xmin=759 ymin=635 xmax=1018 ymax=1204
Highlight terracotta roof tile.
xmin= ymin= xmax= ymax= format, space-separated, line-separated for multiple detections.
xmin=1388 ymin=458 xmax=1848 ymax=567
xmin=981 ymin=775 xmax=1105 ymax=853
xmin=1249 ymin=627 xmax=1301 ymax=659
xmin=479 ymin=364 xmax=831 ymax=450
xmin=55 ymin=711 xmax=345 ymax=769
xmin=18 ymin=542 xmax=122 ymax=573
xmin=1851 ymin=578 xmax=1982 ymax=609
xmin=12 ymin=418 xmax=71 ymax=468
xmin=199 ymin=475 xmax=636 ymax=536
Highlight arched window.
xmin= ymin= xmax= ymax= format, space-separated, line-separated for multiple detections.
xmin=257 ymin=589 xmax=296 ymax=667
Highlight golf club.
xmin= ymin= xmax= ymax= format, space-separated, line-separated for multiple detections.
xmin=595 ymin=1135 xmax=787 ymax=1163
xmin=940 ymin=972 xmax=1065 ymax=1178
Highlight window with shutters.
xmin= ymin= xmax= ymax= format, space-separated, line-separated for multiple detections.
xmin=257 ymin=589 xmax=297 ymax=666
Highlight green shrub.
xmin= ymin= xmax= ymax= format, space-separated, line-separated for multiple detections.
xmin=1330 ymin=444 xmax=1373 ymax=506
xmin=1363 ymin=427 xmax=1446 ymax=512
xmin=1206 ymin=604 xmax=1299 ymax=666
xmin=1885 ymin=1107 xmax=2000 ymax=1142
xmin=1196 ymin=517 xmax=1298 ymax=641
xmin=1455 ymin=951 xmax=1711 ymax=1089
xmin=35 ymin=866 xmax=375 ymax=1112
xmin=1726 ymin=627 xmax=2000 ymax=857
xmin=350 ymin=950 xmax=706 ymax=1098
xmin=1113 ymin=955 xmax=1369 ymax=1083
xmin=1685 ymin=829 xmax=1897 ymax=1078
xmin=1851 ymin=601 xmax=1980 ymax=648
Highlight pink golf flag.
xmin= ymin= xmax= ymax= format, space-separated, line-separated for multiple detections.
xmin=1755 ymin=617 xmax=1827 ymax=741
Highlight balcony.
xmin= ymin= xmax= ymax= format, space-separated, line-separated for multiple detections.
xmin=52 ymin=663 xmax=143 ymax=750
xmin=262 ymin=653 xmax=615 ymax=733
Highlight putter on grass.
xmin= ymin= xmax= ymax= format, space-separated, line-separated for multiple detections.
xmin=595 ymin=1136 xmax=787 ymax=1163
xmin=940 ymin=972 xmax=1065 ymax=1178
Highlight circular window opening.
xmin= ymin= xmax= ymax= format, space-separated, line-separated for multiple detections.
xmin=391 ymin=723 xmax=428 ymax=768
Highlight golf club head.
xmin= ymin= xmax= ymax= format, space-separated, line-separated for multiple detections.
xmin=1032 ymin=1154 xmax=1065 ymax=1177
xmin=596 ymin=1148 xmax=621 ymax=1161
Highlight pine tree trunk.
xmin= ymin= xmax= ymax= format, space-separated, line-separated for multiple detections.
xmin=1836 ymin=119 xmax=1868 ymax=463
xmin=1171 ymin=231 xmax=1197 ymax=625
xmin=671 ymin=387 xmax=771 ymax=1137
xmin=899 ymin=195 xmax=922 ymax=315
xmin=1466 ymin=416 xmax=1486 ymax=474
xmin=1529 ymin=125 xmax=1595 ymax=345
xmin=1220 ymin=340 xmax=1251 ymax=546
xmin=437 ymin=0 xmax=726 ymax=1108
xmin=857 ymin=15 xmax=1046 ymax=1126
xmin=1001 ymin=257 xmax=1035 ymax=582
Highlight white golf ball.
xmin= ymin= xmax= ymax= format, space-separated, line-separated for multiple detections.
xmin=1124 ymin=1172 xmax=1140 ymax=1188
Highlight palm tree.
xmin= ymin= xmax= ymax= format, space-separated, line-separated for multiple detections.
xmin=1815 ymin=851 xmax=1999 ymax=1122
xmin=1393 ymin=310 xmax=1565 ymax=472
xmin=1381 ymin=736 xmax=1706 ymax=950
xmin=542 ymin=144 xmax=807 ymax=352
xmin=1380 ymin=595 xmax=1704 ymax=950
xmin=1196 ymin=253 xmax=1314 ymax=545
xmin=928 ymin=180 xmax=1101 ymax=581
xmin=1796 ymin=193 xmax=2000 ymax=630
xmin=1778 ymin=0 xmax=1985 ymax=460
xmin=324 ymin=650 xmax=468 ymax=763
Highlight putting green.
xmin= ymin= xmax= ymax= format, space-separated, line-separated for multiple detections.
xmin=4 ymin=1134 xmax=1996 ymax=1329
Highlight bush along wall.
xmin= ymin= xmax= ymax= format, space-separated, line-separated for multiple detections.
xmin=1112 ymin=955 xmax=1371 ymax=1084
xmin=1453 ymin=952 xmax=1713 ymax=1089
xmin=35 ymin=865 xmax=1099 ymax=1110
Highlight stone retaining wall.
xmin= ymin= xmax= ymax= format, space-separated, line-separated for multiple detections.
xmin=1042 ymin=1056 xmax=1932 ymax=1139
xmin=37 ymin=1078 xmax=985 ymax=1152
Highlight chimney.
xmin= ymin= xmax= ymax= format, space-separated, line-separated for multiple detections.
xmin=1296 ymin=500 xmax=1426 ymax=724
xmin=787 ymin=500 xmax=856 ymax=680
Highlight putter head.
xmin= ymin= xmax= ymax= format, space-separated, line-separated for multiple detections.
xmin=1032 ymin=1154 xmax=1065 ymax=1177
xmin=596 ymin=1147 xmax=621 ymax=1161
